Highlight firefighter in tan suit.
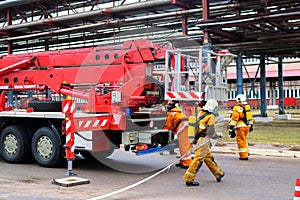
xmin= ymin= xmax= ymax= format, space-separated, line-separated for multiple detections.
xmin=163 ymin=100 xmax=192 ymax=169
xmin=183 ymin=99 xmax=224 ymax=186
xmin=228 ymin=94 xmax=254 ymax=160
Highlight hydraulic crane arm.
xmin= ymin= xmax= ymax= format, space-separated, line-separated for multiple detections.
xmin=0 ymin=40 xmax=168 ymax=112
xmin=0 ymin=57 xmax=36 ymax=76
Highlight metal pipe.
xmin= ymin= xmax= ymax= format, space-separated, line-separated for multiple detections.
xmin=59 ymin=88 xmax=89 ymax=100
xmin=0 ymin=0 xmax=42 ymax=9
xmin=2 ymin=0 xmax=173 ymax=32
xmin=197 ymin=11 xmax=300 ymax=27
xmin=2 ymin=0 xmax=233 ymax=32
xmin=0 ymin=3 xmax=239 ymax=43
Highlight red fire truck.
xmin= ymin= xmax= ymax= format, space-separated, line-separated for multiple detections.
xmin=0 ymin=39 xmax=234 ymax=167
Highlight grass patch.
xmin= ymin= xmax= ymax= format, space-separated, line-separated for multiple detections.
xmin=217 ymin=108 xmax=300 ymax=147
xmin=247 ymin=121 xmax=300 ymax=146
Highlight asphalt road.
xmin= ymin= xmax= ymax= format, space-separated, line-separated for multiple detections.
xmin=0 ymin=150 xmax=299 ymax=200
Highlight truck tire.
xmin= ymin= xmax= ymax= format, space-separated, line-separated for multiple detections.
xmin=0 ymin=125 xmax=31 ymax=163
xmin=28 ymin=100 xmax=62 ymax=112
xmin=31 ymin=127 xmax=63 ymax=167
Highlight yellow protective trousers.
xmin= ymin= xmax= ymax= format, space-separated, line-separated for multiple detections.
xmin=183 ymin=138 xmax=223 ymax=182
xmin=236 ymin=126 xmax=250 ymax=159
xmin=177 ymin=122 xmax=193 ymax=167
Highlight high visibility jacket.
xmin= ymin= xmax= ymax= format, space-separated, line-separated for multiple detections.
xmin=163 ymin=107 xmax=187 ymax=133
xmin=197 ymin=110 xmax=216 ymax=137
xmin=229 ymin=103 xmax=253 ymax=128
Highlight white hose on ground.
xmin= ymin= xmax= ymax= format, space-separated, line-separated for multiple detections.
xmin=87 ymin=136 xmax=211 ymax=200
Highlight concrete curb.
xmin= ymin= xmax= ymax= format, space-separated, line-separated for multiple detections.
xmin=212 ymin=146 xmax=300 ymax=158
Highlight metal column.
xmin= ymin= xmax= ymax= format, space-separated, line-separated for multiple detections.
xmin=236 ymin=52 xmax=243 ymax=95
xmin=202 ymin=0 xmax=211 ymax=68
xmin=203 ymin=43 xmax=211 ymax=64
xmin=7 ymin=9 xmax=12 ymax=54
xmin=182 ymin=11 xmax=187 ymax=36
xmin=260 ymin=55 xmax=267 ymax=117
xmin=202 ymin=0 xmax=210 ymax=44
xmin=278 ymin=57 xmax=285 ymax=114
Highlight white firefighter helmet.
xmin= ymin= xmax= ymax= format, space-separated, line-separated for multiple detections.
xmin=236 ymin=94 xmax=247 ymax=104
xmin=203 ymin=99 xmax=218 ymax=113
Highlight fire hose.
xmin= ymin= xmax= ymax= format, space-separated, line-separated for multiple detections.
xmin=87 ymin=135 xmax=213 ymax=200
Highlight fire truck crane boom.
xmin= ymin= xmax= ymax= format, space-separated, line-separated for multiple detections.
xmin=0 ymin=39 xmax=234 ymax=168
xmin=0 ymin=57 xmax=35 ymax=76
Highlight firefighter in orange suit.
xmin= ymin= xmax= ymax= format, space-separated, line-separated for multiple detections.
xmin=163 ymin=100 xmax=193 ymax=169
xmin=183 ymin=99 xmax=225 ymax=186
xmin=228 ymin=94 xmax=254 ymax=160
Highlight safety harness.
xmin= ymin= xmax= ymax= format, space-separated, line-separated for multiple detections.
xmin=193 ymin=112 xmax=211 ymax=143
xmin=239 ymin=105 xmax=250 ymax=126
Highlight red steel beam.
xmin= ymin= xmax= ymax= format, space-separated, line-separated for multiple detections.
xmin=202 ymin=0 xmax=210 ymax=44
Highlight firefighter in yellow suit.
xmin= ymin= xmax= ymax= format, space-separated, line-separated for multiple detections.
xmin=163 ymin=100 xmax=192 ymax=169
xmin=228 ymin=94 xmax=254 ymax=160
xmin=183 ymin=99 xmax=225 ymax=186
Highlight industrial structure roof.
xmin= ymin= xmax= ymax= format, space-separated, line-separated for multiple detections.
xmin=0 ymin=0 xmax=300 ymax=58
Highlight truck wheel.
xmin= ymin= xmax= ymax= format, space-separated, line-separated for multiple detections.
xmin=28 ymin=100 xmax=62 ymax=112
xmin=0 ymin=125 xmax=31 ymax=163
xmin=31 ymin=127 xmax=63 ymax=167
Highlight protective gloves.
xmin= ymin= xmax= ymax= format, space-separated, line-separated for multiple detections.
xmin=249 ymin=125 xmax=253 ymax=132
xmin=228 ymin=127 xmax=236 ymax=138
xmin=192 ymin=137 xmax=198 ymax=145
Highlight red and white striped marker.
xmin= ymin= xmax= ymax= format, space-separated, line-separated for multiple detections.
xmin=62 ymin=98 xmax=76 ymax=115
xmin=165 ymin=91 xmax=202 ymax=100
xmin=62 ymin=97 xmax=76 ymax=160
xmin=294 ymin=178 xmax=300 ymax=200
xmin=62 ymin=97 xmax=77 ymax=176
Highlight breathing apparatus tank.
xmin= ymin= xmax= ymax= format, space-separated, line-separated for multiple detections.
xmin=188 ymin=115 xmax=197 ymax=138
